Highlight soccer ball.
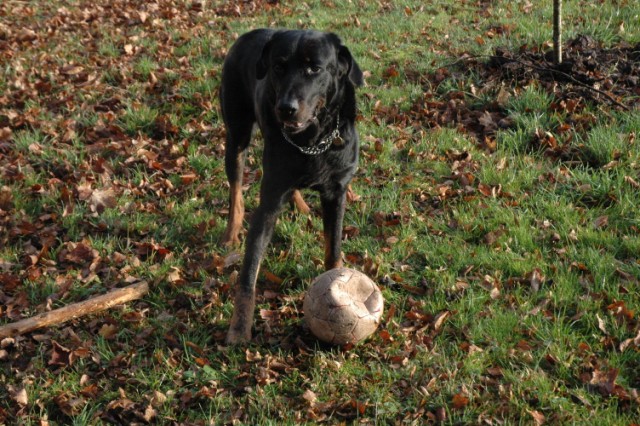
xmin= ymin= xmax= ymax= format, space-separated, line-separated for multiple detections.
xmin=303 ymin=268 xmax=384 ymax=345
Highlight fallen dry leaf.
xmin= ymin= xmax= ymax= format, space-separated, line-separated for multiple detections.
xmin=624 ymin=175 xmax=640 ymax=188
xmin=589 ymin=367 xmax=619 ymax=396
xmin=0 ymin=127 xmax=12 ymax=141
xmin=495 ymin=85 xmax=511 ymax=106
xmin=528 ymin=409 xmax=545 ymax=425
xmin=433 ymin=310 xmax=451 ymax=332
xmin=9 ymin=386 xmax=28 ymax=406
xmin=49 ymin=341 xmax=74 ymax=367
xmin=619 ymin=328 xmax=640 ymax=352
xmin=596 ymin=313 xmax=608 ymax=335
xmin=478 ymin=110 xmax=496 ymax=132
xmin=452 ymin=392 xmax=469 ymax=409
xmin=90 ymin=188 xmax=117 ymax=214
xmin=262 ymin=270 xmax=283 ymax=285
xmin=529 ymin=268 xmax=544 ymax=292
xmin=593 ymin=215 xmax=609 ymax=229
xmin=60 ymin=64 xmax=84 ymax=76
xmin=143 ymin=405 xmax=156 ymax=422
xmin=490 ymin=286 xmax=501 ymax=299
xmin=150 ymin=390 xmax=167 ymax=407
xmin=98 ymin=323 xmax=119 ymax=339
xmin=302 ymin=389 xmax=317 ymax=406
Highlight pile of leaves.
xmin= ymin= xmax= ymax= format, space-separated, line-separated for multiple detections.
xmin=486 ymin=35 xmax=640 ymax=110
xmin=211 ymin=0 xmax=280 ymax=17
xmin=377 ymin=35 xmax=638 ymax=152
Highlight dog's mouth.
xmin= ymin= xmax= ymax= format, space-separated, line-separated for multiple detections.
xmin=281 ymin=117 xmax=317 ymax=135
xmin=279 ymin=98 xmax=325 ymax=136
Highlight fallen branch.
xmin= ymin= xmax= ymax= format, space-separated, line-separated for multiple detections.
xmin=0 ymin=281 xmax=149 ymax=339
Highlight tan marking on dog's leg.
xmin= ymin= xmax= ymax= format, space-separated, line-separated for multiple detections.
xmin=222 ymin=181 xmax=244 ymax=246
xmin=324 ymin=228 xmax=344 ymax=270
xmin=291 ymin=189 xmax=311 ymax=214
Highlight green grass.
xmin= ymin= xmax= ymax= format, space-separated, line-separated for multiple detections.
xmin=1 ymin=0 xmax=639 ymax=424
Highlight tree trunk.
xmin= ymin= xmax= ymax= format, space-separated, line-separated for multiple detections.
xmin=553 ymin=0 xmax=563 ymax=64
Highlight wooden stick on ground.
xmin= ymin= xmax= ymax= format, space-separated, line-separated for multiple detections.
xmin=0 ymin=281 xmax=149 ymax=339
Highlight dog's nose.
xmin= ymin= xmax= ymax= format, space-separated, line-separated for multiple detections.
xmin=277 ymin=99 xmax=298 ymax=119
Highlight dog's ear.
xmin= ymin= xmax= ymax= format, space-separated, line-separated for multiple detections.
xmin=331 ymin=34 xmax=364 ymax=87
xmin=339 ymin=45 xmax=364 ymax=87
xmin=256 ymin=39 xmax=273 ymax=80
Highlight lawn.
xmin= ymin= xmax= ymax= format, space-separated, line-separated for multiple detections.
xmin=1 ymin=0 xmax=639 ymax=424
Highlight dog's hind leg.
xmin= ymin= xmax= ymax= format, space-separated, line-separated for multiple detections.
xmin=221 ymin=122 xmax=254 ymax=246
xmin=290 ymin=189 xmax=311 ymax=214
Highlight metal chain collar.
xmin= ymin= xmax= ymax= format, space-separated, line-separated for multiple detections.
xmin=281 ymin=116 xmax=341 ymax=156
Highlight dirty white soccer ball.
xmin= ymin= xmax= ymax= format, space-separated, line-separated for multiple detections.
xmin=303 ymin=268 xmax=384 ymax=345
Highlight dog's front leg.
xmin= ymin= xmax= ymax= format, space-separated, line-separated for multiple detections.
xmin=226 ymin=186 xmax=290 ymax=344
xmin=321 ymin=190 xmax=347 ymax=270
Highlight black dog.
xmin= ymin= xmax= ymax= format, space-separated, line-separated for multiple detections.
xmin=219 ymin=29 xmax=363 ymax=343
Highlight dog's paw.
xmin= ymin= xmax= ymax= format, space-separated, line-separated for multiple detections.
xmin=225 ymin=327 xmax=252 ymax=345
xmin=221 ymin=235 xmax=241 ymax=247
xmin=221 ymin=229 xmax=243 ymax=247
xmin=226 ymin=297 xmax=255 ymax=345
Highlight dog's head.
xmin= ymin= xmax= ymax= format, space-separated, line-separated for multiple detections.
xmin=256 ymin=30 xmax=363 ymax=136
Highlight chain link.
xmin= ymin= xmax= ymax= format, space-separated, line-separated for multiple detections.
xmin=281 ymin=117 xmax=341 ymax=156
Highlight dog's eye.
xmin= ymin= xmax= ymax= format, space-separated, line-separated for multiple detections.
xmin=305 ymin=66 xmax=322 ymax=76
xmin=273 ymin=63 xmax=285 ymax=74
